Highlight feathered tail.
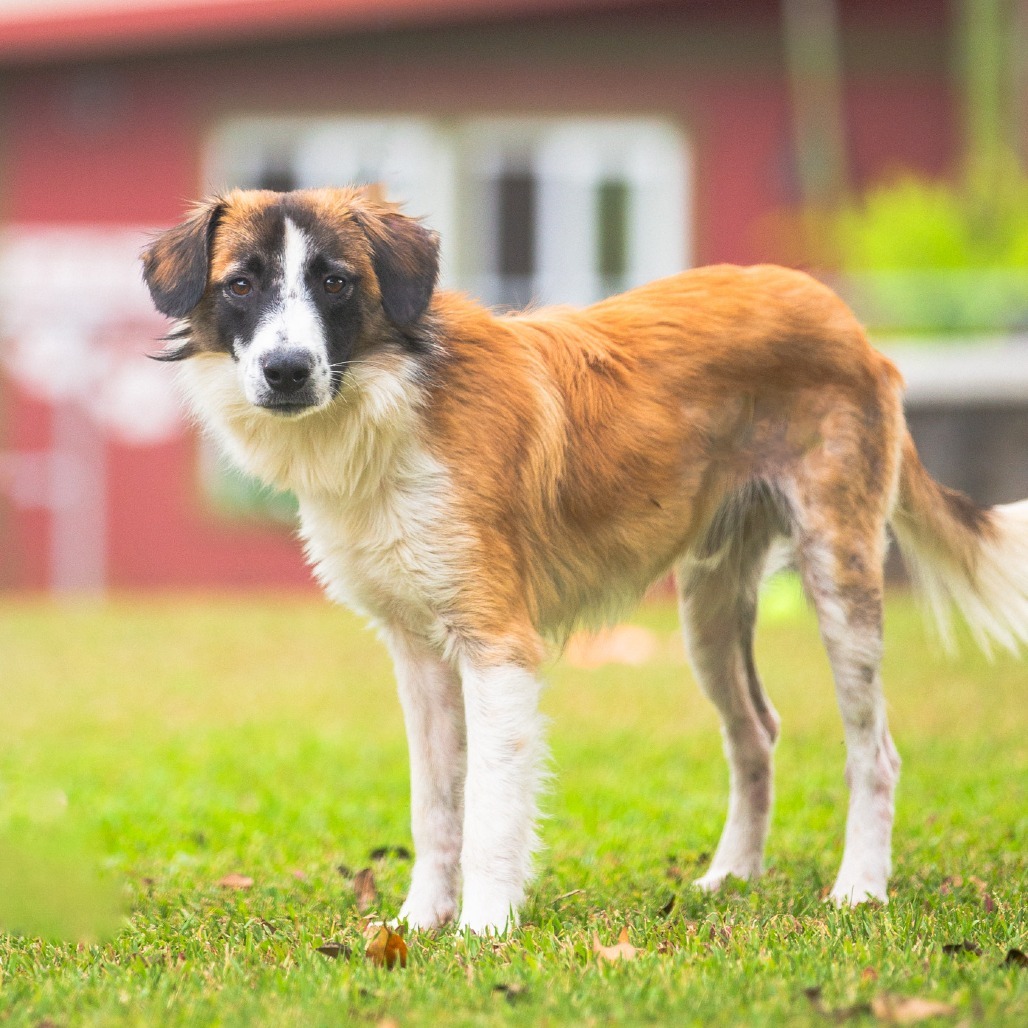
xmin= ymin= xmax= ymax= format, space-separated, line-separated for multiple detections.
xmin=891 ymin=432 xmax=1028 ymax=655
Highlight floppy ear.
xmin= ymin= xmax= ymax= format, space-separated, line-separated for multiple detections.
xmin=358 ymin=209 xmax=440 ymax=328
xmin=141 ymin=199 xmax=223 ymax=319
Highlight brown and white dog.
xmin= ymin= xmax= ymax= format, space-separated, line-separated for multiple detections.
xmin=143 ymin=187 xmax=1028 ymax=934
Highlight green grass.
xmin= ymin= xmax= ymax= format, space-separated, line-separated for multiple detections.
xmin=0 ymin=585 xmax=1025 ymax=1025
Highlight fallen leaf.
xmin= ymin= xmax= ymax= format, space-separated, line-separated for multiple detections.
xmin=803 ymin=985 xmax=870 ymax=1022
xmin=982 ymin=893 xmax=996 ymax=913
xmin=553 ymin=889 xmax=585 ymax=903
xmin=939 ymin=875 xmax=962 ymax=896
xmin=364 ymin=924 xmax=408 ymax=969
xmin=369 ymin=845 xmax=413 ymax=861
xmin=493 ymin=983 xmax=528 ymax=1004
xmin=353 ymin=868 xmax=378 ymax=913
xmin=941 ymin=941 xmax=981 ymax=956
xmin=217 ymin=873 xmax=254 ymax=890
xmin=861 ymin=966 xmax=879 ymax=983
xmin=1005 ymin=948 xmax=1028 ymax=968
xmin=870 ymin=993 xmax=956 ymax=1023
xmin=593 ymin=926 xmax=638 ymax=963
xmin=316 ymin=942 xmax=351 ymax=959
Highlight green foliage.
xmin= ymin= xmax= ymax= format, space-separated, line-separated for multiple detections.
xmin=833 ymin=157 xmax=1028 ymax=336
xmin=0 ymin=594 xmax=1025 ymax=1025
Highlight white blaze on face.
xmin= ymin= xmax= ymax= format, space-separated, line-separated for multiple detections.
xmin=238 ymin=217 xmax=333 ymax=410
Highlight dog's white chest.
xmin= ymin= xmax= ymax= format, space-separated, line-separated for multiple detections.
xmin=297 ymin=455 xmax=461 ymax=641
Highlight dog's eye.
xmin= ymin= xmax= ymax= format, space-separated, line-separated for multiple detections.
xmin=324 ymin=275 xmax=349 ymax=295
xmin=228 ymin=277 xmax=252 ymax=297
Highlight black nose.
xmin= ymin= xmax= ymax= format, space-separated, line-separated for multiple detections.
xmin=262 ymin=350 xmax=312 ymax=394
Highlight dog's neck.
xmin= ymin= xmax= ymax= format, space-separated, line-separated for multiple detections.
xmin=177 ymin=351 xmax=429 ymax=503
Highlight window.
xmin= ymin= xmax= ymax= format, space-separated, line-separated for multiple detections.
xmin=453 ymin=119 xmax=688 ymax=309
xmin=206 ymin=115 xmax=690 ymax=307
xmin=202 ymin=115 xmax=690 ymax=520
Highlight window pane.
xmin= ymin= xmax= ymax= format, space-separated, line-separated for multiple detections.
xmin=597 ymin=178 xmax=629 ymax=290
xmin=256 ymin=167 xmax=297 ymax=192
xmin=497 ymin=170 xmax=536 ymax=279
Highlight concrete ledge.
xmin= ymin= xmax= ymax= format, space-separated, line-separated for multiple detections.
xmin=881 ymin=336 xmax=1028 ymax=406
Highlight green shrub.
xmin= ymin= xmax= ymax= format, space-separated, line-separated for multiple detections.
xmin=832 ymin=157 xmax=1028 ymax=337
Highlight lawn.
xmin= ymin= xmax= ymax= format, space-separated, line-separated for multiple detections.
xmin=0 ymin=583 xmax=1025 ymax=1025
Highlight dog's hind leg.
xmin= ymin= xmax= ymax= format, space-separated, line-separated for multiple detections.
xmin=385 ymin=629 xmax=466 ymax=930
xmin=786 ymin=397 xmax=904 ymax=905
xmin=678 ymin=495 xmax=782 ymax=891
xmin=794 ymin=511 xmax=901 ymax=905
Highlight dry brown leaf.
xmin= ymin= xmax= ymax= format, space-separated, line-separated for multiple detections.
xmin=369 ymin=845 xmax=412 ymax=861
xmin=870 ymin=993 xmax=956 ymax=1023
xmin=553 ymin=889 xmax=585 ymax=903
xmin=939 ymin=875 xmax=962 ymax=896
xmin=861 ymin=966 xmax=879 ymax=983
xmin=493 ymin=982 xmax=528 ymax=1005
xmin=364 ymin=924 xmax=408 ymax=970
xmin=217 ymin=873 xmax=254 ymax=890
xmin=803 ymin=986 xmax=869 ymax=1022
xmin=1005 ymin=947 xmax=1028 ymax=968
xmin=593 ymin=926 xmax=638 ymax=963
xmin=315 ymin=942 xmax=351 ymax=959
xmin=353 ymin=867 xmax=378 ymax=913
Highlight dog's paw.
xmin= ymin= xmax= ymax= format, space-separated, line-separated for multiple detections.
xmin=398 ymin=892 xmax=457 ymax=932
xmin=693 ymin=865 xmax=758 ymax=893
xmin=456 ymin=886 xmax=519 ymax=936
xmin=828 ymin=875 xmax=889 ymax=907
xmin=693 ymin=870 xmax=731 ymax=893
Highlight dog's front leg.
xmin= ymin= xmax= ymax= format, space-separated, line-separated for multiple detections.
xmin=456 ymin=656 xmax=546 ymax=935
xmin=385 ymin=629 xmax=466 ymax=930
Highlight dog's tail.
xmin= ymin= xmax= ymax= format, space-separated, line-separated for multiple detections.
xmin=891 ymin=431 xmax=1028 ymax=655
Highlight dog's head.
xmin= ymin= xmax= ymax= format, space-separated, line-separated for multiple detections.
xmin=141 ymin=188 xmax=439 ymax=416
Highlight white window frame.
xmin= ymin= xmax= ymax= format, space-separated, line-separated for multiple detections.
xmin=202 ymin=113 xmax=690 ymax=520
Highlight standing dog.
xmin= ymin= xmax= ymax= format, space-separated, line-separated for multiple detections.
xmin=143 ymin=188 xmax=1028 ymax=934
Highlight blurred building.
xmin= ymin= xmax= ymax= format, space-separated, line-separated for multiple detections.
xmin=0 ymin=0 xmax=1015 ymax=592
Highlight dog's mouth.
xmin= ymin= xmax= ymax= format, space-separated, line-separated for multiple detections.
xmin=253 ymin=392 xmax=325 ymax=417
xmin=254 ymin=396 xmax=322 ymax=417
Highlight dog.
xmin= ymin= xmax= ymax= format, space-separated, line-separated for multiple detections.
xmin=142 ymin=187 xmax=1028 ymax=935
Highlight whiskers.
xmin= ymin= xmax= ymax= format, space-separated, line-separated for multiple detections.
xmin=327 ymin=358 xmax=374 ymax=373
